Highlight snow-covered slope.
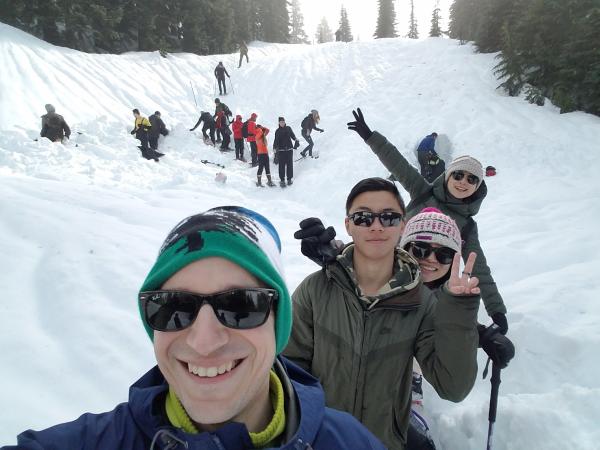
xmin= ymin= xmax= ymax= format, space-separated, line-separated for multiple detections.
xmin=1 ymin=22 xmax=600 ymax=449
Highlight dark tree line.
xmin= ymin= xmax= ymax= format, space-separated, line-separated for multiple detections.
xmin=449 ymin=0 xmax=600 ymax=116
xmin=0 ymin=0 xmax=294 ymax=55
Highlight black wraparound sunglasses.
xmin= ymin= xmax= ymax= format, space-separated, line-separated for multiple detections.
xmin=139 ymin=288 xmax=278 ymax=332
xmin=406 ymin=242 xmax=456 ymax=265
xmin=347 ymin=211 xmax=403 ymax=227
xmin=451 ymin=171 xmax=479 ymax=186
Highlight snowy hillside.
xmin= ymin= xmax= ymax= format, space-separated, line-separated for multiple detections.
xmin=1 ymin=22 xmax=600 ymax=449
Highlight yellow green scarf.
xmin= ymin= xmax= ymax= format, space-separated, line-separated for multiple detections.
xmin=165 ymin=370 xmax=285 ymax=448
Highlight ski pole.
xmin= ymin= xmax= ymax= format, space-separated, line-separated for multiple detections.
xmin=486 ymin=363 xmax=502 ymax=450
xmin=229 ymin=78 xmax=235 ymax=95
xmin=189 ymin=81 xmax=197 ymax=106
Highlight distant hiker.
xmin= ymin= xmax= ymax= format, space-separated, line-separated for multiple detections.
xmin=130 ymin=108 xmax=151 ymax=151
xmin=300 ymin=109 xmax=324 ymax=158
xmin=215 ymin=110 xmax=231 ymax=151
xmin=416 ymin=132 xmax=444 ymax=182
xmin=189 ymin=111 xmax=216 ymax=146
xmin=255 ymin=124 xmax=275 ymax=187
xmin=273 ymin=116 xmax=300 ymax=187
xmin=214 ymin=98 xmax=232 ymax=143
xmin=214 ymin=61 xmax=230 ymax=95
xmin=348 ymin=108 xmax=509 ymax=335
xmin=231 ymin=114 xmax=246 ymax=161
xmin=245 ymin=112 xmax=259 ymax=166
xmin=239 ymin=41 xmax=249 ymax=68
xmin=148 ymin=111 xmax=169 ymax=151
xmin=40 ymin=104 xmax=71 ymax=143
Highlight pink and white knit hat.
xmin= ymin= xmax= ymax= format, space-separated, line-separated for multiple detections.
xmin=399 ymin=207 xmax=461 ymax=253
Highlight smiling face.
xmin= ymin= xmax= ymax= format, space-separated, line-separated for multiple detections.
xmin=446 ymin=170 xmax=479 ymax=199
xmin=345 ymin=191 xmax=405 ymax=262
xmin=407 ymin=242 xmax=452 ymax=283
xmin=154 ymin=257 xmax=275 ymax=431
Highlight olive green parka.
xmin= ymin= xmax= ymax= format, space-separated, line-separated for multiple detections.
xmin=283 ymin=245 xmax=479 ymax=449
xmin=366 ymin=131 xmax=506 ymax=316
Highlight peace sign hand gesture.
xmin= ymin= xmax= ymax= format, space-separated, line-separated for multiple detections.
xmin=447 ymin=251 xmax=480 ymax=296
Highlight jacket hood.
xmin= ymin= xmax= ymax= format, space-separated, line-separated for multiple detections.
xmin=250 ymin=113 xmax=257 ymax=120
xmin=431 ymin=174 xmax=487 ymax=217
xmin=235 ymin=114 xmax=242 ymax=121
xmin=328 ymin=244 xmax=423 ymax=310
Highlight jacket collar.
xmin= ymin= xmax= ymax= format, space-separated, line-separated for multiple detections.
xmin=327 ymin=244 xmax=423 ymax=310
xmin=128 ymin=357 xmax=322 ymax=449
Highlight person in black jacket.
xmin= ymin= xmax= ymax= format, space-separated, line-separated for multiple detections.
xmin=40 ymin=104 xmax=71 ymax=143
xmin=148 ymin=111 xmax=169 ymax=151
xmin=214 ymin=61 xmax=230 ymax=95
xmin=273 ymin=117 xmax=300 ymax=187
xmin=300 ymin=109 xmax=324 ymax=158
xmin=190 ymin=111 xmax=216 ymax=146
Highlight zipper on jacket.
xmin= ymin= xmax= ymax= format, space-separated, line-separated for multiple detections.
xmin=352 ymin=309 xmax=370 ymax=419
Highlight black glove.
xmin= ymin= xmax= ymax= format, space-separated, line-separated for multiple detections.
xmin=294 ymin=218 xmax=341 ymax=267
xmin=491 ymin=312 xmax=508 ymax=335
xmin=189 ymin=128 xmax=194 ymax=131
xmin=478 ymin=324 xmax=515 ymax=369
xmin=294 ymin=140 xmax=300 ymax=149
xmin=319 ymin=129 xmax=324 ymax=133
xmin=130 ymin=130 xmax=135 ymax=135
xmin=347 ymin=108 xmax=373 ymax=141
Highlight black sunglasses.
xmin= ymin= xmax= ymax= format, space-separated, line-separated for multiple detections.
xmin=406 ymin=242 xmax=456 ymax=265
xmin=451 ymin=171 xmax=479 ymax=186
xmin=347 ymin=211 xmax=403 ymax=227
xmin=139 ymin=288 xmax=278 ymax=332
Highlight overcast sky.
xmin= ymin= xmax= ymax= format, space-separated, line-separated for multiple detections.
xmin=298 ymin=0 xmax=452 ymax=42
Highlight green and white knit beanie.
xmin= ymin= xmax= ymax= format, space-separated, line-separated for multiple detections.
xmin=139 ymin=206 xmax=291 ymax=354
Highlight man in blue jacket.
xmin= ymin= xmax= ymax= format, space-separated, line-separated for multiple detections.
xmin=7 ymin=206 xmax=384 ymax=450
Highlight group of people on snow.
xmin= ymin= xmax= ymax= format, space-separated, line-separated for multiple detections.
xmin=190 ymin=104 xmax=324 ymax=188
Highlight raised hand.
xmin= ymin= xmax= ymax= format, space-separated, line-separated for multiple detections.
xmin=294 ymin=218 xmax=342 ymax=267
xmin=447 ymin=251 xmax=480 ymax=296
xmin=347 ymin=108 xmax=373 ymax=141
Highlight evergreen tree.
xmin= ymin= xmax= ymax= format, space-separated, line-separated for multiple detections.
xmin=231 ymin=0 xmax=252 ymax=45
xmin=261 ymin=0 xmax=290 ymax=43
xmin=430 ymin=1 xmax=442 ymax=37
xmin=315 ymin=17 xmax=333 ymax=43
xmin=289 ymin=0 xmax=309 ymax=44
xmin=374 ymin=0 xmax=397 ymax=38
xmin=338 ymin=6 xmax=353 ymax=42
xmin=449 ymin=0 xmax=479 ymax=44
xmin=407 ymin=0 xmax=419 ymax=39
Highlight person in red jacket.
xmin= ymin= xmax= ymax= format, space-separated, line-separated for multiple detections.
xmin=231 ymin=115 xmax=245 ymax=161
xmin=255 ymin=124 xmax=275 ymax=187
xmin=246 ymin=113 xmax=258 ymax=167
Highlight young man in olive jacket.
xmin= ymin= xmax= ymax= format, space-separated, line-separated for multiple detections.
xmin=283 ymin=178 xmax=480 ymax=450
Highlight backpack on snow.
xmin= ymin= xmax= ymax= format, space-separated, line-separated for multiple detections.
xmin=301 ymin=115 xmax=310 ymax=130
xmin=242 ymin=120 xmax=250 ymax=138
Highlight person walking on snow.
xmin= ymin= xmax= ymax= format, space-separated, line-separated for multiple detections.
xmin=148 ymin=111 xmax=169 ymax=151
xmin=300 ymin=109 xmax=324 ymax=158
xmin=416 ymin=132 xmax=444 ymax=182
xmin=40 ymin=104 xmax=71 ymax=143
xmin=190 ymin=111 xmax=216 ymax=146
xmin=231 ymin=115 xmax=246 ymax=161
xmin=216 ymin=110 xmax=232 ymax=151
xmin=239 ymin=41 xmax=249 ymax=68
xmin=131 ymin=108 xmax=151 ymax=152
xmin=214 ymin=98 xmax=232 ymax=143
xmin=255 ymin=124 xmax=275 ymax=187
xmin=246 ymin=113 xmax=259 ymax=167
xmin=214 ymin=61 xmax=230 ymax=95
xmin=273 ymin=117 xmax=300 ymax=187
xmin=348 ymin=108 xmax=509 ymax=335
xmin=6 ymin=206 xmax=386 ymax=450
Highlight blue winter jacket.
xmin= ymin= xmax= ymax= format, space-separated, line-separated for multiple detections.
xmin=416 ymin=134 xmax=436 ymax=152
xmin=5 ymin=357 xmax=385 ymax=450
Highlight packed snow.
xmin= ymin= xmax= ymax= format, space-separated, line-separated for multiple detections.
xmin=1 ymin=22 xmax=600 ymax=449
